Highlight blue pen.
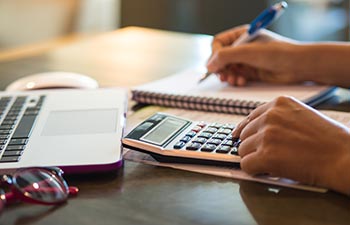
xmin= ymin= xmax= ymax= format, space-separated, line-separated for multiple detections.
xmin=199 ymin=1 xmax=288 ymax=83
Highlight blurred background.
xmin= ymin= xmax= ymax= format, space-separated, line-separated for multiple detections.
xmin=0 ymin=0 xmax=349 ymax=50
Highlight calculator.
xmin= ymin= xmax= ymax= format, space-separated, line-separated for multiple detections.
xmin=122 ymin=113 xmax=241 ymax=167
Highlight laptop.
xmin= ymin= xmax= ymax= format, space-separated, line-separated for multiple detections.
xmin=0 ymin=88 xmax=127 ymax=174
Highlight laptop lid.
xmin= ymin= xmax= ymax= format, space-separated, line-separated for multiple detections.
xmin=0 ymin=88 xmax=127 ymax=174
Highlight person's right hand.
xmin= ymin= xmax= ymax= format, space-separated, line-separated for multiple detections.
xmin=206 ymin=25 xmax=305 ymax=86
xmin=232 ymin=96 xmax=350 ymax=195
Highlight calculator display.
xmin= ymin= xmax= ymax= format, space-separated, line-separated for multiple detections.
xmin=141 ymin=117 xmax=188 ymax=145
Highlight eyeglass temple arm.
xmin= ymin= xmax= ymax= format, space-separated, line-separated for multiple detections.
xmin=21 ymin=186 xmax=79 ymax=195
xmin=4 ymin=186 xmax=79 ymax=204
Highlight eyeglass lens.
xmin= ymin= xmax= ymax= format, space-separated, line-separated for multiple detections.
xmin=13 ymin=168 xmax=68 ymax=204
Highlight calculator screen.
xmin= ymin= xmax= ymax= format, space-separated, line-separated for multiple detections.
xmin=141 ymin=117 xmax=188 ymax=145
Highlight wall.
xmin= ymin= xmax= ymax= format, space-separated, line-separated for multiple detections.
xmin=0 ymin=0 xmax=120 ymax=50
xmin=121 ymin=0 xmax=268 ymax=35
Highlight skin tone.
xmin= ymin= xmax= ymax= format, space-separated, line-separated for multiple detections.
xmin=206 ymin=25 xmax=350 ymax=195
xmin=207 ymin=25 xmax=350 ymax=88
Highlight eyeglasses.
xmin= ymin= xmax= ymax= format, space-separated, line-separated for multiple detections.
xmin=0 ymin=167 xmax=78 ymax=212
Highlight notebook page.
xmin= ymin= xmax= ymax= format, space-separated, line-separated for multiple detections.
xmin=320 ymin=110 xmax=350 ymax=128
xmin=135 ymin=68 xmax=331 ymax=103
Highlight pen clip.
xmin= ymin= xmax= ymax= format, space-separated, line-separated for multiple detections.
xmin=248 ymin=7 xmax=277 ymax=35
xmin=248 ymin=1 xmax=287 ymax=35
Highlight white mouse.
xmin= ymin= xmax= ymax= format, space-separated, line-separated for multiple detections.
xmin=5 ymin=71 xmax=99 ymax=91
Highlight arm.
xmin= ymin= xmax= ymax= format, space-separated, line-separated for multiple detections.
xmin=292 ymin=43 xmax=350 ymax=87
xmin=233 ymin=96 xmax=350 ymax=195
xmin=207 ymin=26 xmax=350 ymax=88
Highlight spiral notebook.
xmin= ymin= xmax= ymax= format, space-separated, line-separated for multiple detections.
xmin=132 ymin=68 xmax=336 ymax=115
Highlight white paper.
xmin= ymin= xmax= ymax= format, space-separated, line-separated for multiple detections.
xmin=133 ymin=67 xmax=332 ymax=103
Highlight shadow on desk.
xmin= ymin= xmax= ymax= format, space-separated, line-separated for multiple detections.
xmin=1 ymin=167 xmax=125 ymax=225
xmin=239 ymin=181 xmax=350 ymax=225
xmin=2 ymin=204 xmax=63 ymax=225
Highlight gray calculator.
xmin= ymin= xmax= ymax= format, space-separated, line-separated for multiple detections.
xmin=122 ymin=113 xmax=241 ymax=166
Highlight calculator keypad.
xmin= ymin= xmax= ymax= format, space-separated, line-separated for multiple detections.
xmin=173 ymin=122 xmax=241 ymax=155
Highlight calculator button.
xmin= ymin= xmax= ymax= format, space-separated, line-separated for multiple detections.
xmin=197 ymin=122 xmax=207 ymax=128
xmin=185 ymin=131 xmax=197 ymax=138
xmin=209 ymin=123 xmax=223 ymax=129
xmin=6 ymin=145 xmax=26 ymax=151
xmin=192 ymin=126 xmax=202 ymax=133
xmin=1 ymin=120 xmax=16 ymax=126
xmin=135 ymin=122 xmax=154 ymax=132
xmin=0 ymin=130 xmax=12 ymax=135
xmin=174 ymin=141 xmax=186 ymax=149
xmin=198 ymin=132 xmax=212 ymax=139
xmin=0 ymin=125 xmax=15 ymax=130
xmin=201 ymin=144 xmax=216 ymax=152
xmin=0 ymin=156 xmax=21 ymax=163
xmin=3 ymin=150 xmax=23 ymax=157
xmin=180 ymin=136 xmax=192 ymax=143
xmin=226 ymin=134 xmax=233 ymax=140
xmin=222 ymin=140 xmax=234 ymax=147
xmin=149 ymin=114 xmax=165 ymax=122
xmin=192 ymin=137 xmax=207 ymax=144
xmin=186 ymin=142 xmax=202 ymax=150
xmin=212 ymin=133 xmax=227 ymax=140
xmin=207 ymin=139 xmax=222 ymax=145
xmin=9 ymin=138 xmax=28 ymax=145
xmin=223 ymin=124 xmax=235 ymax=130
xmin=216 ymin=145 xmax=231 ymax=154
xmin=217 ymin=128 xmax=232 ymax=135
xmin=231 ymin=147 xmax=239 ymax=155
xmin=204 ymin=127 xmax=218 ymax=134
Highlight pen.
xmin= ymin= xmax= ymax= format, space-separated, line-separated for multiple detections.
xmin=198 ymin=1 xmax=288 ymax=83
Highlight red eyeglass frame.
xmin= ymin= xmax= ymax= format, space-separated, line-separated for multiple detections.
xmin=0 ymin=167 xmax=78 ymax=206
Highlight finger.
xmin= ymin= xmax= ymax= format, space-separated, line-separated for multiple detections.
xmin=236 ymin=75 xmax=247 ymax=86
xmin=240 ymin=151 xmax=269 ymax=175
xmin=239 ymin=116 xmax=263 ymax=141
xmin=240 ymin=65 xmax=259 ymax=81
xmin=212 ymin=25 xmax=249 ymax=50
xmin=238 ymin=133 xmax=260 ymax=158
xmin=232 ymin=115 xmax=251 ymax=138
xmin=207 ymin=43 xmax=274 ymax=74
xmin=219 ymin=73 xmax=228 ymax=82
xmin=211 ymin=41 xmax=223 ymax=53
xmin=219 ymin=68 xmax=233 ymax=82
xmin=227 ymin=74 xmax=237 ymax=86
xmin=218 ymin=67 xmax=235 ymax=83
xmin=232 ymin=102 xmax=271 ymax=138
xmin=206 ymin=46 xmax=255 ymax=73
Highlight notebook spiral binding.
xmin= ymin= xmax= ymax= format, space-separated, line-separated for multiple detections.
xmin=132 ymin=90 xmax=262 ymax=115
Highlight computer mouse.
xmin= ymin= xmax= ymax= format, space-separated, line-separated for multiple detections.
xmin=5 ymin=71 xmax=99 ymax=91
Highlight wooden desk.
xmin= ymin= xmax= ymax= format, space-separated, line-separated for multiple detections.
xmin=1 ymin=27 xmax=350 ymax=225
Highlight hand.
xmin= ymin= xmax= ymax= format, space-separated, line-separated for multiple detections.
xmin=233 ymin=96 xmax=350 ymax=195
xmin=206 ymin=25 xmax=303 ymax=86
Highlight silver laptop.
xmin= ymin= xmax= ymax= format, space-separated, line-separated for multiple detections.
xmin=0 ymin=88 xmax=127 ymax=174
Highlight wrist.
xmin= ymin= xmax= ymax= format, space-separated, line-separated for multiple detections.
xmin=283 ymin=43 xmax=317 ymax=83
xmin=291 ymin=44 xmax=324 ymax=83
xmin=326 ymin=131 xmax=350 ymax=195
xmin=293 ymin=43 xmax=350 ymax=86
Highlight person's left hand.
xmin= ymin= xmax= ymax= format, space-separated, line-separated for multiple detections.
xmin=233 ymin=96 xmax=350 ymax=195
